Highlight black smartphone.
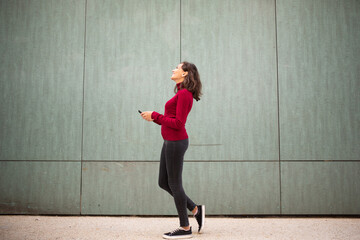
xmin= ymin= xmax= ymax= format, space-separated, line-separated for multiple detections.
xmin=138 ymin=110 xmax=142 ymax=114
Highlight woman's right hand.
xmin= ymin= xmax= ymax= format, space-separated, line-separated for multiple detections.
xmin=141 ymin=111 xmax=154 ymax=121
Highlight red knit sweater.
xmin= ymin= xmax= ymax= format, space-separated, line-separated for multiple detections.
xmin=151 ymin=83 xmax=193 ymax=141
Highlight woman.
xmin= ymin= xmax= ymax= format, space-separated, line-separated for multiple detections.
xmin=141 ymin=61 xmax=205 ymax=239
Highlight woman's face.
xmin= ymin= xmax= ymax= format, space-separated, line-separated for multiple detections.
xmin=171 ymin=63 xmax=186 ymax=81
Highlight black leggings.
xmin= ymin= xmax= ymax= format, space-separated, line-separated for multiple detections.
xmin=158 ymin=138 xmax=197 ymax=227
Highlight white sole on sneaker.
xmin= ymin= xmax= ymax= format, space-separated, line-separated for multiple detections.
xmin=162 ymin=234 xmax=193 ymax=239
xmin=199 ymin=205 xmax=205 ymax=233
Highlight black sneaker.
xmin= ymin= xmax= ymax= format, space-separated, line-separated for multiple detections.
xmin=162 ymin=227 xmax=192 ymax=239
xmin=194 ymin=205 xmax=205 ymax=233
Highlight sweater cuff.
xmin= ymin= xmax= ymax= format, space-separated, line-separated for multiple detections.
xmin=151 ymin=111 xmax=160 ymax=121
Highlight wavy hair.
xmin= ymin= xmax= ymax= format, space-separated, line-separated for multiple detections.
xmin=174 ymin=61 xmax=203 ymax=101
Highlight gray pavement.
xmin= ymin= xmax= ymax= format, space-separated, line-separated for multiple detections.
xmin=0 ymin=215 xmax=359 ymax=240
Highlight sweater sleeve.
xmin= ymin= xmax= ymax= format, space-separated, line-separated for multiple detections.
xmin=151 ymin=112 xmax=162 ymax=125
xmin=151 ymin=90 xmax=192 ymax=130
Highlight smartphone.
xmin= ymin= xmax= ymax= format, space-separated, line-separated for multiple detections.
xmin=138 ymin=110 xmax=142 ymax=114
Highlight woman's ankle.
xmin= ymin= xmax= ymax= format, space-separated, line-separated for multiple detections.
xmin=182 ymin=226 xmax=191 ymax=231
xmin=192 ymin=206 xmax=198 ymax=215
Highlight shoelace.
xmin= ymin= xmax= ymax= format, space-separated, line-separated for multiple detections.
xmin=170 ymin=227 xmax=185 ymax=235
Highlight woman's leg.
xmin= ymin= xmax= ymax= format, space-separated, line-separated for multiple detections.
xmin=158 ymin=140 xmax=197 ymax=212
xmin=164 ymin=138 xmax=196 ymax=227
xmin=158 ymin=141 xmax=172 ymax=195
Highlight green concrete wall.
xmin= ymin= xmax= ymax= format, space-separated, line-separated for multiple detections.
xmin=0 ymin=0 xmax=359 ymax=215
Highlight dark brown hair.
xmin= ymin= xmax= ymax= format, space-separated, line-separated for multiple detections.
xmin=174 ymin=61 xmax=203 ymax=101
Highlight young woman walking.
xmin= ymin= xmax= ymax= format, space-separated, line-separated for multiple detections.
xmin=140 ymin=61 xmax=205 ymax=239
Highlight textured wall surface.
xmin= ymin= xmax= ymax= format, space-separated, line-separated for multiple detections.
xmin=0 ymin=161 xmax=81 ymax=214
xmin=0 ymin=0 xmax=359 ymax=215
xmin=277 ymin=0 xmax=360 ymax=160
xmin=0 ymin=0 xmax=85 ymax=160
xmin=182 ymin=0 xmax=278 ymax=161
xmin=276 ymin=0 xmax=360 ymax=215
xmin=83 ymin=0 xmax=179 ymax=161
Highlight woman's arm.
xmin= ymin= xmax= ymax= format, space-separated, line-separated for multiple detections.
xmin=151 ymin=90 xmax=192 ymax=130
xmin=153 ymin=118 xmax=162 ymax=125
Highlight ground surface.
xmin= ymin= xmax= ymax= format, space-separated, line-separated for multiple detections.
xmin=0 ymin=215 xmax=359 ymax=240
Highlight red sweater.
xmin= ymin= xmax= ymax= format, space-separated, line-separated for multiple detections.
xmin=151 ymin=83 xmax=193 ymax=141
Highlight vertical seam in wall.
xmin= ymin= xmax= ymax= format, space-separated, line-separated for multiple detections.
xmin=180 ymin=0 xmax=182 ymax=62
xmin=274 ymin=0 xmax=282 ymax=214
xmin=80 ymin=0 xmax=88 ymax=215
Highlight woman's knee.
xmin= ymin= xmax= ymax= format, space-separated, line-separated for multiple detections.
xmin=168 ymin=180 xmax=183 ymax=195
xmin=158 ymin=179 xmax=170 ymax=191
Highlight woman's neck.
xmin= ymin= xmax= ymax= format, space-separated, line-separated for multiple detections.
xmin=174 ymin=79 xmax=184 ymax=84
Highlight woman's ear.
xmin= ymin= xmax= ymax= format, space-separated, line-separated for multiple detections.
xmin=182 ymin=72 xmax=188 ymax=77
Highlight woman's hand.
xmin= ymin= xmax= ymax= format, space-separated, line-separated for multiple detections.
xmin=141 ymin=111 xmax=154 ymax=121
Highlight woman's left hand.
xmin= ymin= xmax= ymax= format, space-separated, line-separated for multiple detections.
xmin=141 ymin=111 xmax=154 ymax=121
